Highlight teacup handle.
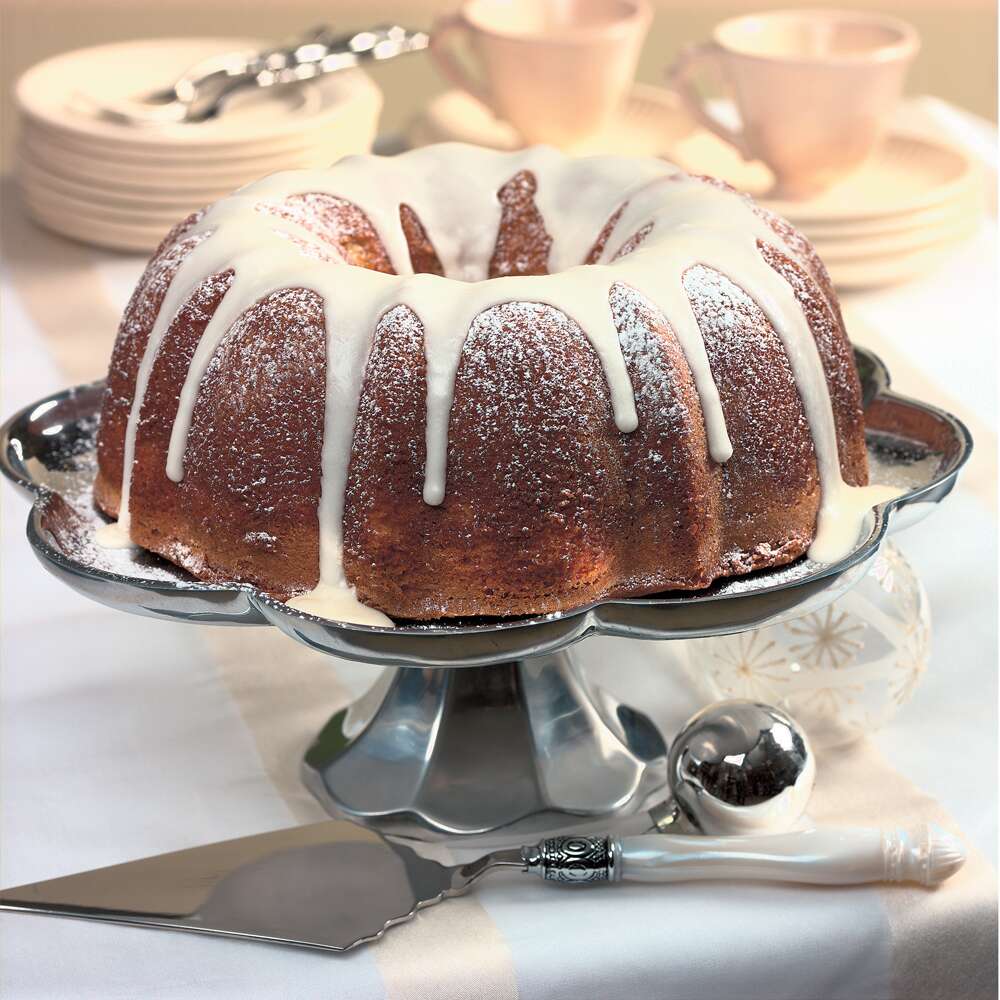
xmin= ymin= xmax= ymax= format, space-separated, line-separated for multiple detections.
xmin=666 ymin=42 xmax=752 ymax=160
xmin=429 ymin=13 xmax=492 ymax=108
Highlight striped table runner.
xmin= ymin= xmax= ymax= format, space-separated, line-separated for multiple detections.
xmin=2 ymin=101 xmax=996 ymax=999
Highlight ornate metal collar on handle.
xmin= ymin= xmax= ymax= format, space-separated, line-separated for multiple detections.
xmin=0 ymin=686 xmax=967 ymax=954
xmin=519 ymin=827 xmax=962 ymax=886
xmin=0 ymin=818 xmax=965 ymax=953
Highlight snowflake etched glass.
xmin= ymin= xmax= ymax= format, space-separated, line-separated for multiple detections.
xmin=681 ymin=542 xmax=930 ymax=748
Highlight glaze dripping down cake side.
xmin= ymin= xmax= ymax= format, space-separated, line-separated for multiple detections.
xmin=94 ymin=143 xmax=893 ymax=625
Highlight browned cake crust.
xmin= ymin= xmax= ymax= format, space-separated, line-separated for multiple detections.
xmin=94 ymin=173 xmax=868 ymax=620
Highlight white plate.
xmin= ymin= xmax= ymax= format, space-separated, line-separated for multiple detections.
xmin=18 ymin=86 xmax=380 ymax=194
xmin=796 ymin=189 xmax=983 ymax=242
xmin=826 ymin=232 xmax=978 ymax=289
xmin=18 ymin=174 xmax=199 ymax=229
xmin=812 ymin=215 xmax=980 ymax=263
xmin=19 ymin=129 xmax=352 ymax=190
xmin=17 ymin=79 xmax=380 ymax=165
xmin=408 ymin=83 xmax=696 ymax=157
xmin=20 ymin=194 xmax=174 ymax=253
xmin=16 ymin=38 xmax=382 ymax=153
xmin=15 ymin=152 xmax=232 ymax=209
xmin=19 ymin=108 xmax=338 ymax=164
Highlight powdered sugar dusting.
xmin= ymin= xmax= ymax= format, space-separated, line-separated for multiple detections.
xmin=94 ymin=143 xmax=899 ymax=621
xmin=33 ymin=400 xmax=940 ymax=618
xmin=35 ymin=426 xmax=198 ymax=584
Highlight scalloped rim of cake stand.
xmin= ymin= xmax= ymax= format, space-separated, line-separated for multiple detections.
xmin=1 ymin=347 xmax=973 ymax=667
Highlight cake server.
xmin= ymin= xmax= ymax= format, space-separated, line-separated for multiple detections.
xmin=0 ymin=819 xmax=964 ymax=952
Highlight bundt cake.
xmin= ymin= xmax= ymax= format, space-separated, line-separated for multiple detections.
xmin=94 ymin=142 xmax=896 ymax=626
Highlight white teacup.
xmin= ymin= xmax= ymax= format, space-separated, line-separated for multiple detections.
xmin=430 ymin=0 xmax=652 ymax=148
xmin=666 ymin=9 xmax=920 ymax=198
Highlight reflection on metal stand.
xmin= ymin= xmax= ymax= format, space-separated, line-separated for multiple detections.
xmin=302 ymin=651 xmax=668 ymax=836
xmin=0 ymin=347 xmax=972 ymax=838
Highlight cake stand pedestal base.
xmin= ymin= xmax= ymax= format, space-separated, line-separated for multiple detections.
xmin=0 ymin=356 xmax=970 ymax=840
xmin=302 ymin=650 xmax=668 ymax=837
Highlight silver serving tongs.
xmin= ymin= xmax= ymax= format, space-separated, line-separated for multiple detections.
xmin=89 ymin=25 xmax=429 ymax=127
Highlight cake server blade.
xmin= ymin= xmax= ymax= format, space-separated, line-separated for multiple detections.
xmin=0 ymin=820 xmax=487 ymax=952
xmin=0 ymin=820 xmax=964 ymax=952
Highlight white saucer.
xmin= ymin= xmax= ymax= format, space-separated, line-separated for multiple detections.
xmin=660 ymin=119 xmax=984 ymax=288
xmin=797 ymin=189 xmax=982 ymax=242
xmin=408 ymin=84 xmax=696 ymax=157
xmin=666 ymin=128 xmax=979 ymax=224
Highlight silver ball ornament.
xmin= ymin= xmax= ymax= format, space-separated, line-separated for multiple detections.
xmin=651 ymin=699 xmax=815 ymax=835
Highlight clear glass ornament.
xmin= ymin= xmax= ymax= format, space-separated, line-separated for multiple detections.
xmin=679 ymin=542 xmax=930 ymax=748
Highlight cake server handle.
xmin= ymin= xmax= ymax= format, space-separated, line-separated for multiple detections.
xmin=519 ymin=826 xmax=965 ymax=887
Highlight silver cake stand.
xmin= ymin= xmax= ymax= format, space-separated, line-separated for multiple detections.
xmin=1 ymin=348 xmax=971 ymax=838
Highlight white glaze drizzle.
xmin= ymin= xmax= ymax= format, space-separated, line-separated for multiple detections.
xmin=100 ymin=143 xmax=898 ymax=624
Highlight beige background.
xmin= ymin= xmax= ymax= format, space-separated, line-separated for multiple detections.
xmin=0 ymin=0 xmax=996 ymax=170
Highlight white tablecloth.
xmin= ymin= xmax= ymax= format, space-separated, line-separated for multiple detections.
xmin=1 ymin=101 xmax=997 ymax=998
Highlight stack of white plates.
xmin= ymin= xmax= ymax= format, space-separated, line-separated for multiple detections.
xmin=667 ymin=128 xmax=983 ymax=290
xmin=15 ymin=38 xmax=383 ymax=253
